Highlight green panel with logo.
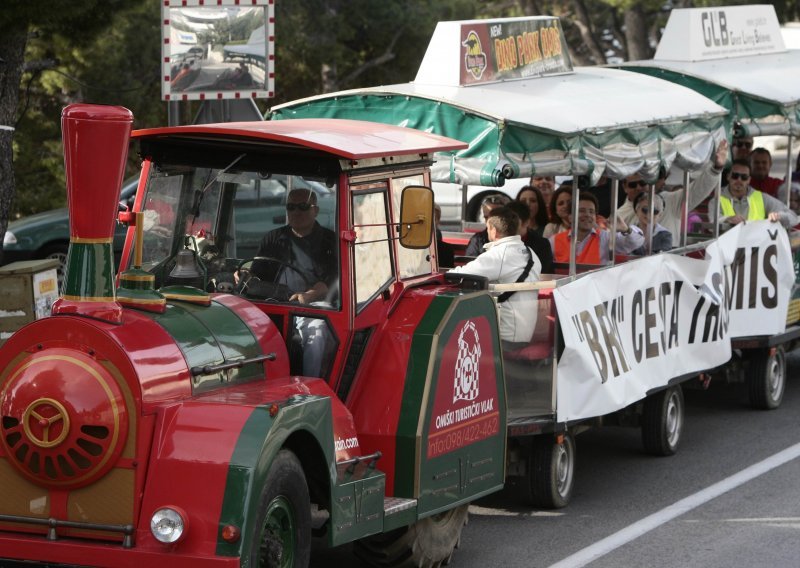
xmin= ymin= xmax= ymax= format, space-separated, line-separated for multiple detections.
xmin=395 ymin=291 xmax=506 ymax=516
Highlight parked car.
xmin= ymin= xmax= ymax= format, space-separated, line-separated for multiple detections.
xmin=2 ymin=177 xmax=138 ymax=291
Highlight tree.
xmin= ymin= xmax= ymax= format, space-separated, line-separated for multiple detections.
xmin=0 ymin=0 xmax=135 ymax=260
xmin=14 ymin=0 xmax=162 ymax=216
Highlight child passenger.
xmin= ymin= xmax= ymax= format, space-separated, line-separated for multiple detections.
xmin=631 ymin=192 xmax=672 ymax=255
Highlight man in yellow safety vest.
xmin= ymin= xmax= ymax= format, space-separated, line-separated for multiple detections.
xmin=708 ymin=159 xmax=797 ymax=231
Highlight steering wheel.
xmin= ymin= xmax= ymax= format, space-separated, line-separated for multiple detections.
xmin=237 ymin=256 xmax=311 ymax=301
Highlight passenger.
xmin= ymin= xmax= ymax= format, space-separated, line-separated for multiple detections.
xmin=507 ymin=200 xmax=553 ymax=274
xmin=630 ymin=192 xmax=672 ymax=255
xmin=528 ymin=175 xmax=556 ymax=207
xmin=708 ymin=159 xmax=798 ymax=231
xmin=464 ymin=194 xmax=511 ymax=256
xmin=542 ymin=184 xmax=572 ymax=238
xmin=732 ymin=134 xmax=753 ymax=161
xmin=749 ymin=147 xmax=782 ymax=197
xmin=616 ymin=140 xmax=728 ymax=243
xmin=449 ymin=206 xmax=540 ymax=347
xmin=516 ymin=185 xmax=549 ymax=237
xmin=434 ymin=202 xmax=455 ymax=268
xmin=250 ymin=188 xmax=337 ymax=304
xmin=550 ymin=193 xmax=644 ymax=265
xmin=777 ymin=181 xmax=800 ymax=215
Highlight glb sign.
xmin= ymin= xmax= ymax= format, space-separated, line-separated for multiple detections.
xmin=655 ymin=4 xmax=785 ymax=61
xmin=161 ymin=0 xmax=275 ymax=102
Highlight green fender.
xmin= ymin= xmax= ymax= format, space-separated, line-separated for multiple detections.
xmin=215 ymin=394 xmax=335 ymax=560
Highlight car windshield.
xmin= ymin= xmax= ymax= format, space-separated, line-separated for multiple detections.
xmin=134 ymin=161 xmax=338 ymax=308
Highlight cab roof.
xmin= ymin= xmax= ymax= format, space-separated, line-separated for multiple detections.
xmin=132 ymin=118 xmax=467 ymax=160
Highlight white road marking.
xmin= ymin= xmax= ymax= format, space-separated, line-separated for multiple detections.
xmin=548 ymin=442 xmax=800 ymax=568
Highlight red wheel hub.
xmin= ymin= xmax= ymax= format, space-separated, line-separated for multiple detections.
xmin=0 ymin=348 xmax=128 ymax=489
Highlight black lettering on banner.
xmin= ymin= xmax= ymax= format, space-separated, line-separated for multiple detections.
xmin=762 ymin=244 xmax=778 ymax=308
xmin=595 ymin=302 xmax=630 ymax=379
xmin=669 ymin=281 xmax=682 ymax=349
xmin=571 ymin=314 xmax=585 ymax=341
xmin=689 ymin=297 xmax=705 ymax=344
xmin=580 ymin=310 xmax=607 ymax=382
xmin=644 ymin=287 xmax=659 ymax=359
xmin=730 ymin=248 xmax=746 ymax=310
xmin=749 ymin=246 xmax=759 ymax=309
xmin=632 ymin=290 xmax=643 ymax=363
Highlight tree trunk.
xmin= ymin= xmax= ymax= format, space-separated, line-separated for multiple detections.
xmin=571 ymin=0 xmax=608 ymax=64
xmin=623 ymin=4 xmax=652 ymax=61
xmin=0 ymin=22 xmax=28 ymax=262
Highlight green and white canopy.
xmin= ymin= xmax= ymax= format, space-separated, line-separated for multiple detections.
xmin=617 ymin=5 xmax=800 ymax=137
xmin=270 ymin=17 xmax=728 ymax=187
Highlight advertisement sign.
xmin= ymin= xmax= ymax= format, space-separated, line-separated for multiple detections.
xmin=427 ymin=318 xmax=501 ymax=459
xmin=459 ymin=18 xmax=572 ymax=86
xmin=553 ymin=221 xmax=794 ymax=422
xmin=161 ymin=0 xmax=274 ymax=101
xmin=655 ymin=4 xmax=786 ymax=61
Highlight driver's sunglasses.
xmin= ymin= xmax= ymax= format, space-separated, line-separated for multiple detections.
xmin=626 ymin=180 xmax=648 ymax=188
xmin=730 ymin=172 xmax=750 ymax=180
xmin=286 ymin=202 xmax=314 ymax=212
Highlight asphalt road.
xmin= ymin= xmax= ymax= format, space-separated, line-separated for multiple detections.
xmin=312 ymin=350 xmax=800 ymax=567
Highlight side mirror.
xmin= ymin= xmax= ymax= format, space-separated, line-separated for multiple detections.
xmin=398 ymin=185 xmax=434 ymax=249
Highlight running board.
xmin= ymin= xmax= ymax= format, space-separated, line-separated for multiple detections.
xmin=382 ymin=497 xmax=417 ymax=532
xmin=384 ymin=497 xmax=416 ymax=516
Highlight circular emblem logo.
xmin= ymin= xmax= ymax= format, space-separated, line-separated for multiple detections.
xmin=22 ymin=398 xmax=71 ymax=448
xmin=454 ymin=321 xmax=481 ymax=402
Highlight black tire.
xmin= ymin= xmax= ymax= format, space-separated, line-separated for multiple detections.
xmin=39 ymin=243 xmax=69 ymax=294
xmin=527 ymin=433 xmax=575 ymax=509
xmin=354 ymin=504 xmax=469 ymax=568
xmin=249 ymin=449 xmax=311 ymax=568
xmin=641 ymin=385 xmax=684 ymax=456
xmin=748 ymin=346 xmax=786 ymax=410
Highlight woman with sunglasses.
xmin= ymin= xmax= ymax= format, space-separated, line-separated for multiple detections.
xmin=542 ymin=184 xmax=572 ymax=238
xmin=631 ymin=192 xmax=672 ymax=255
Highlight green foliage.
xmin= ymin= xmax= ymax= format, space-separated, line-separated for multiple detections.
xmin=11 ymin=0 xmax=162 ymax=217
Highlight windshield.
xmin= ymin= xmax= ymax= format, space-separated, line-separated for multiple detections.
xmin=135 ymin=162 xmax=339 ymax=309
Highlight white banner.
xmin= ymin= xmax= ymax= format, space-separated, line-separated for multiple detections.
xmin=552 ymin=221 xmax=794 ymax=422
xmin=705 ymin=221 xmax=794 ymax=338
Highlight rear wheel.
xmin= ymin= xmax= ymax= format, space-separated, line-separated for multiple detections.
xmin=250 ymin=449 xmax=311 ymax=568
xmin=641 ymin=385 xmax=684 ymax=456
xmin=748 ymin=346 xmax=785 ymax=410
xmin=354 ymin=504 xmax=469 ymax=567
xmin=526 ymin=433 xmax=575 ymax=509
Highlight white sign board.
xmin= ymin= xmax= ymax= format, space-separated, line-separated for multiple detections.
xmin=553 ymin=221 xmax=794 ymax=422
xmin=655 ymin=4 xmax=786 ymax=61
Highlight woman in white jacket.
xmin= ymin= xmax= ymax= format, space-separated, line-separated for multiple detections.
xmin=449 ymin=206 xmax=541 ymax=346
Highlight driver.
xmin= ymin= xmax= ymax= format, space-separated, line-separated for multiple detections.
xmin=252 ymin=188 xmax=337 ymax=303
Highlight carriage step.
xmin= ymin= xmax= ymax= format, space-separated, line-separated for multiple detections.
xmin=384 ymin=497 xmax=417 ymax=516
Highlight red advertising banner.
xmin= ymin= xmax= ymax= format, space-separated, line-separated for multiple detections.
xmin=459 ymin=18 xmax=573 ymax=86
xmin=427 ymin=318 xmax=500 ymax=459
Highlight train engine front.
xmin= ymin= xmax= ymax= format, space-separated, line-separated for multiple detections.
xmin=0 ymin=105 xmax=292 ymax=566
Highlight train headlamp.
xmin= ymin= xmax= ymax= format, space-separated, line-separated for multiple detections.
xmin=150 ymin=507 xmax=187 ymax=544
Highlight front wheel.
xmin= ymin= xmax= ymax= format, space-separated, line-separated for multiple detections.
xmin=641 ymin=385 xmax=684 ymax=456
xmin=354 ymin=504 xmax=469 ymax=567
xmin=748 ymin=346 xmax=786 ymax=410
xmin=250 ymin=449 xmax=311 ymax=568
xmin=526 ymin=433 xmax=576 ymax=509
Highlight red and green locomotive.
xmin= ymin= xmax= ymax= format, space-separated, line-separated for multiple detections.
xmin=0 ymin=104 xmax=507 ymax=567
